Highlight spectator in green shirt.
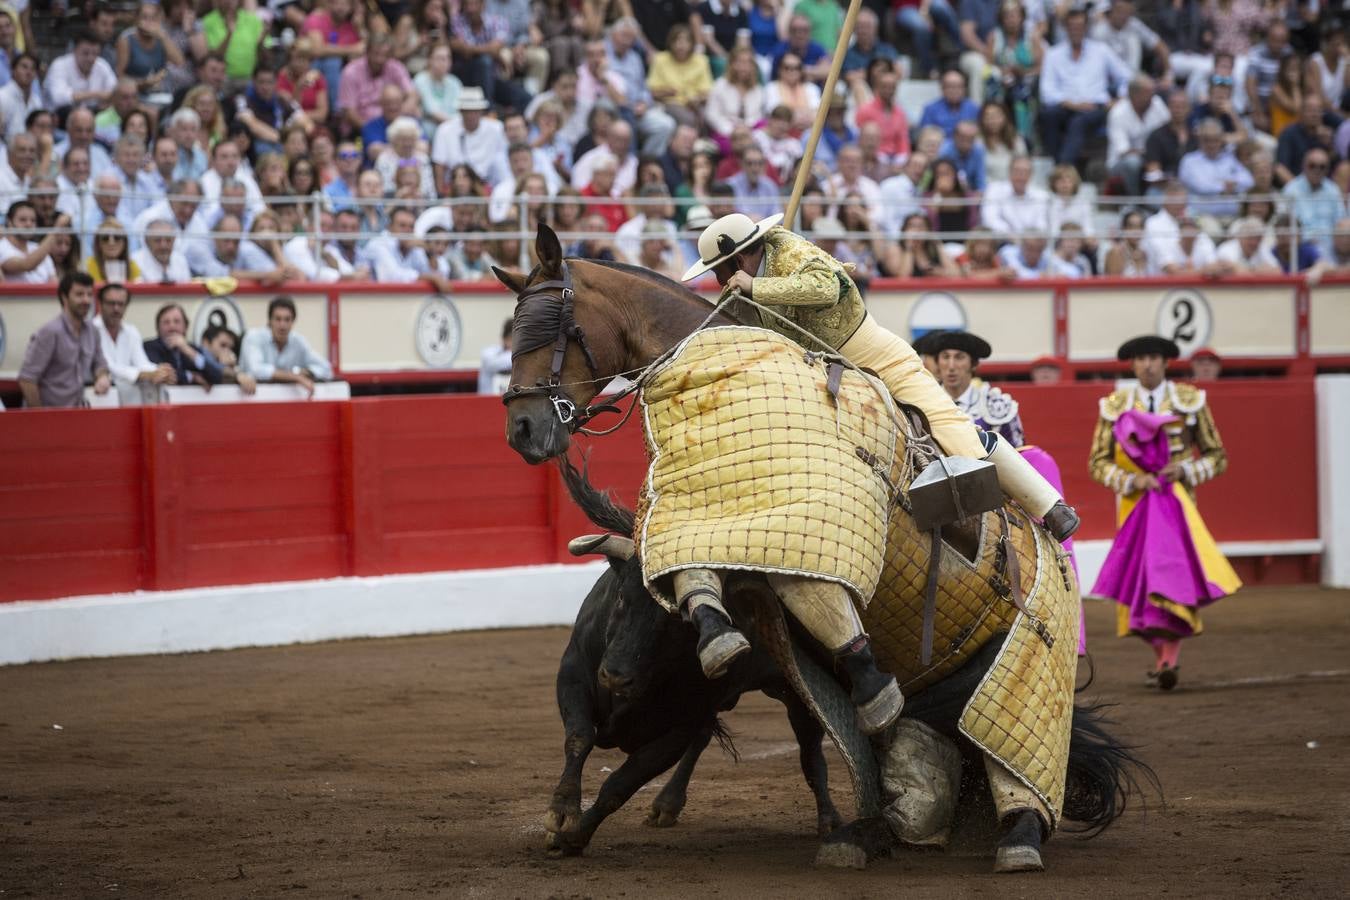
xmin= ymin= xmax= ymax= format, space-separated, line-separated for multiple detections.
xmin=792 ymin=0 xmax=844 ymax=52
xmin=202 ymin=0 xmax=265 ymax=83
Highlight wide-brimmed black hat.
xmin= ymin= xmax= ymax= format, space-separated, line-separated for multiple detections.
xmin=911 ymin=330 xmax=946 ymax=356
xmin=1117 ymin=335 xmax=1180 ymax=361
xmin=929 ymin=330 xmax=993 ymax=362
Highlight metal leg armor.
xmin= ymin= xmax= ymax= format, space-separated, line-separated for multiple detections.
xmin=675 ymin=569 xmax=751 ymax=679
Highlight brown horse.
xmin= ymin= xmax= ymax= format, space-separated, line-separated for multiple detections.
xmin=495 ymin=225 xmax=1149 ymax=870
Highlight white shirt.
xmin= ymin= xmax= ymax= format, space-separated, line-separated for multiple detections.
xmin=93 ymin=316 xmax=157 ymax=385
xmin=571 ymin=146 xmax=637 ymax=196
xmin=1143 ymin=208 xmax=1180 ymax=272
xmin=824 ymin=173 xmax=881 ymax=215
xmin=200 ymin=168 xmax=266 ymax=218
xmin=1047 ymin=193 xmax=1096 ymax=238
xmin=130 ymin=201 xmax=213 ymax=254
xmin=981 ymin=182 xmax=1051 ymax=235
xmin=0 ymin=238 xmax=55 ymax=282
xmin=240 ymin=326 xmax=333 ymax=381
xmin=43 ymin=53 xmax=117 ymax=109
xmin=876 ymin=173 xmax=923 ymax=239
xmin=997 ymin=244 xmax=1052 ymax=278
xmin=283 ymin=235 xmax=343 ymax=282
xmin=131 ymin=246 xmax=192 ymax=283
xmin=1215 ymin=237 xmax=1279 ymax=272
xmin=359 ymin=233 xmax=431 ymax=283
xmin=478 ymin=344 xmax=512 ymax=394
xmin=431 ymin=115 xmax=508 ymax=186
xmin=1106 ymin=95 xmax=1170 ymax=168
xmin=413 ymin=206 xmax=453 ymax=237
xmin=0 ymin=80 xmax=46 ymax=140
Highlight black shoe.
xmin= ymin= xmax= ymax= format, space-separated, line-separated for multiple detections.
xmin=691 ymin=605 xmax=751 ymax=679
xmin=836 ymin=638 xmax=904 ymax=736
xmin=1157 ymin=665 xmax=1179 ymax=691
xmin=994 ymin=809 xmax=1045 ymax=873
xmin=1043 ymin=501 xmax=1080 ymax=542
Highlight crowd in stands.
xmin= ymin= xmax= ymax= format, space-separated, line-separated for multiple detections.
xmin=3 ymin=0 xmax=1350 ymax=286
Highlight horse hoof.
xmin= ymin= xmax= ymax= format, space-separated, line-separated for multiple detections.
xmin=645 ymin=806 xmax=681 ymax=828
xmin=544 ymin=830 xmax=587 ymax=858
xmin=994 ymin=843 xmax=1044 ymax=873
xmin=544 ymin=804 xmax=580 ymax=835
xmin=817 ymin=812 xmax=845 ymax=839
xmin=815 ymin=840 xmax=867 ymax=870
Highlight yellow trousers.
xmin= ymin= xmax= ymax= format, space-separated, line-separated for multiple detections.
xmin=840 ymin=316 xmax=986 ymax=459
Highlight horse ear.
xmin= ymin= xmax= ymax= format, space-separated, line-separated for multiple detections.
xmin=536 ymin=223 xmax=563 ymax=275
xmin=492 ymin=265 xmax=528 ymax=295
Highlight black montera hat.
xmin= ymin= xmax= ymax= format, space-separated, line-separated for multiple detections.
xmin=1117 ymin=335 xmax=1181 ymax=361
xmin=930 ymin=330 xmax=993 ymax=362
xmin=911 ymin=330 xmax=946 ymax=356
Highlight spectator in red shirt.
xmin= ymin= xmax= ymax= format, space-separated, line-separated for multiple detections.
xmin=306 ymin=0 xmax=365 ymax=111
xmin=854 ymin=64 xmax=910 ymax=163
xmin=578 ymin=154 xmax=628 ymax=231
xmin=277 ymin=36 xmax=329 ymax=125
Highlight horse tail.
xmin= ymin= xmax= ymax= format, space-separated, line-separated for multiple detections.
xmin=711 ymin=716 xmax=740 ymax=763
xmin=556 ymin=451 xmax=636 ymax=535
xmin=1061 ymin=702 xmax=1162 ymax=836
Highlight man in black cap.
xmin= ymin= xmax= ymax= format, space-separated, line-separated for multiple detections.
xmin=930 ymin=331 xmax=1025 ymax=448
xmin=1088 ymin=334 xmax=1239 ymax=690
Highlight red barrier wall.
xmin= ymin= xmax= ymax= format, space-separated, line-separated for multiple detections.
xmin=0 ymin=381 xmax=1319 ymax=603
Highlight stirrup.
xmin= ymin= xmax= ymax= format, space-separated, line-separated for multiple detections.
xmin=1042 ymin=501 xmax=1080 ymax=542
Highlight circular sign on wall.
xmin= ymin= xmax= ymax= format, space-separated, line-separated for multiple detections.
xmin=907 ymin=290 xmax=967 ymax=342
xmin=415 ymin=295 xmax=462 ymax=368
xmin=192 ymin=295 xmax=246 ymax=345
xmin=1155 ymin=288 xmax=1213 ymax=356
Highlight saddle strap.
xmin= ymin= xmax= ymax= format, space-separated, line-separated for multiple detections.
xmin=999 ymin=511 xmax=1029 ymax=616
xmin=921 ymin=527 xmax=941 ymax=666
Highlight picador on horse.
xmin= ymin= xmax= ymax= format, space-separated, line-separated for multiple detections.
xmin=497 ymin=213 xmax=1142 ymax=873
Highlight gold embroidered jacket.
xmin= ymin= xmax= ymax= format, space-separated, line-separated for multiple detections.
xmin=1088 ymin=381 xmax=1228 ymax=497
xmin=749 ymin=226 xmax=866 ymax=352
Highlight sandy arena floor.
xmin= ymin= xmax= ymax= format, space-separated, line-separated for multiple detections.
xmin=2 ymin=586 xmax=1348 ymax=898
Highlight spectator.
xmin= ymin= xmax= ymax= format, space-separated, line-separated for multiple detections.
xmin=577 ymin=154 xmax=628 ymax=231
xmin=793 ymin=0 xmax=844 ymax=50
xmin=1107 ymin=75 xmax=1169 ymax=196
xmin=91 ymin=77 xmax=140 ymax=146
xmin=892 ymin=1 xmax=959 ymax=81
xmin=431 ymin=87 xmax=508 ymax=190
xmin=924 ymin=157 xmax=977 ymax=234
xmin=985 ymin=0 xmax=1039 ymax=137
xmin=372 ymin=116 xmax=435 ymax=200
xmin=187 ymin=212 xmax=286 ymax=282
xmin=478 ymin=316 xmax=513 ymax=394
xmin=56 ymin=107 xmax=113 ymax=180
xmin=1308 ymin=27 xmax=1349 ymax=111
xmin=1190 ymin=73 xmax=1247 ymax=147
xmin=413 ymin=41 xmax=461 ymax=136
xmin=143 ymin=301 xmax=223 ymax=386
xmin=305 ymin=0 xmax=364 ymax=111
xmin=1269 ymin=54 xmax=1304 ymax=140
xmin=1029 ymin=355 xmax=1063 ymax=384
xmin=86 ymin=218 xmax=138 ymax=282
xmin=1283 ymin=146 xmax=1344 ymax=258
xmin=159 ymin=0 xmax=207 ymax=95
xmin=319 ymin=140 xmax=359 ymax=213
xmin=240 ymin=296 xmax=333 ymax=391
xmin=167 ymin=107 xmax=207 ymax=182
xmin=116 ymin=1 xmax=185 ymax=100
xmin=856 ymin=63 xmax=910 ymax=163
xmin=339 ymin=33 xmax=417 ymax=134
xmin=489 ymin=141 xmax=543 ymax=223
xmin=201 ymin=140 xmax=265 ymax=219
xmin=74 ymin=172 xmax=123 ymax=257
xmin=939 ymin=119 xmax=985 ymax=192
xmin=1189 ymin=347 xmax=1222 ymax=382
xmin=360 ymin=206 xmax=451 ymax=289
xmin=132 ymin=220 xmax=192 ymax=283
xmin=1038 ymin=8 xmax=1130 ymax=167
xmin=54 ymin=147 xmax=94 ymax=228
xmin=130 ymin=178 xmax=207 ymax=254
xmin=959 ymin=227 xmax=1003 ymax=278
xmin=895 ymin=211 xmax=960 ymax=277
xmin=29 ymin=178 xmax=61 ymax=231
xmin=706 ymin=46 xmax=765 ymax=142
xmin=726 ymin=145 xmax=778 ymax=216
xmin=0 ymin=52 xmax=44 ymax=141
xmin=606 ymin=17 xmax=677 ymax=156
xmin=1143 ymin=89 xmax=1194 ymax=184
xmin=1103 ymin=208 xmax=1149 ymax=275
xmin=1048 ymin=222 xmax=1092 ymax=278
xmin=771 ymin=15 xmax=829 ymax=83
xmin=1270 ymin=214 xmax=1324 ymax=275
xmin=450 ymin=0 xmax=530 ymax=113
xmin=235 ymin=66 xmax=294 ymax=158
xmin=977 ymin=99 xmax=1025 ymax=184
xmin=957 ymin=0 xmax=1003 ymax=104
xmin=201 ymin=323 xmax=258 ymax=394
xmin=877 ymin=149 xmax=929 ymax=238
xmin=109 ymin=135 xmax=156 ymax=224
xmin=354 ymin=169 xmax=389 ymax=237
xmin=18 ymin=271 xmax=111 ymax=407
xmin=825 ymin=143 xmax=880 ymax=215
xmin=1246 ymin=19 xmax=1293 ymax=136
xmin=997 ymin=231 xmax=1051 ymax=278
xmin=1276 ymin=95 xmax=1336 ymax=186
xmin=1178 ymin=118 xmax=1252 ymax=219
xmin=1328 ymin=217 xmax=1350 ymax=268
xmin=635 ymin=218 xmax=684 ymax=281
xmin=647 ymin=23 xmax=714 ymax=112
xmin=321 ymin=208 xmax=372 ymax=276
xmin=573 ymin=119 xmax=637 ymax=195
xmin=980 ymin=154 xmax=1048 ymax=235
xmin=844 ymin=8 xmax=901 ymax=77
xmin=615 ymin=182 xmax=675 ymax=255
xmin=1091 ymin=0 xmax=1169 ymax=78
xmin=201 ymin=0 xmax=264 ymax=83
xmin=48 ymin=226 xmax=82 ymax=282
xmin=45 ymin=30 xmax=116 ymax=113
xmin=920 ymin=69 xmax=979 ymax=139
xmin=148 ymin=135 xmax=179 ymax=194
xmin=1046 ymin=163 xmax=1095 ymax=243
xmin=856 ymin=121 xmax=895 ymax=182
xmin=1143 ymin=180 xmax=1190 ymax=272
xmin=92 ymin=281 xmax=170 ymax=390
xmin=0 ymin=130 xmax=36 ymax=204
xmin=0 ymin=200 xmax=61 ymax=282
xmin=748 ymin=104 xmax=795 ymax=175
xmin=762 ymin=51 xmax=820 ymax=134
xmin=1161 ymin=215 xmax=1221 ymax=275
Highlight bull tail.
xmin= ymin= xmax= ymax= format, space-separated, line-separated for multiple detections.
xmin=556 ymin=452 xmax=636 ymax=534
xmin=1061 ymin=702 xmax=1162 ymax=836
xmin=711 ymin=716 xmax=740 ymax=763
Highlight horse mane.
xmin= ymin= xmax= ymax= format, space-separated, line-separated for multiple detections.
xmin=576 ymin=258 xmax=721 ymax=311
xmin=556 ymin=452 xmax=636 ymax=535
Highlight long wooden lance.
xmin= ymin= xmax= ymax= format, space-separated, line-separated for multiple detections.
xmin=782 ymin=0 xmax=866 ymax=228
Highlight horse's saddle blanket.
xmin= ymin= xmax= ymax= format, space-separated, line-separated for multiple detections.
xmin=635 ymin=326 xmax=899 ymax=610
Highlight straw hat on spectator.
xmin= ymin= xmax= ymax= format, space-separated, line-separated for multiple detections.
xmin=682 ymin=211 xmax=784 ymax=281
xmin=458 ymin=87 xmax=490 ymax=112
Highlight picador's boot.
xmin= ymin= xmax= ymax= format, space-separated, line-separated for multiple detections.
xmin=676 ymin=569 xmax=750 ymax=679
xmin=837 ymin=637 xmax=904 ymax=736
xmin=986 ymin=434 xmax=1080 ymax=541
xmin=994 ymin=809 xmax=1045 ymax=873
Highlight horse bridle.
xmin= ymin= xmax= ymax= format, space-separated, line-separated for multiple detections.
xmin=501 ymin=261 xmax=621 ymax=432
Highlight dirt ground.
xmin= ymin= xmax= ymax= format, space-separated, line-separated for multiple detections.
xmin=2 ymin=587 xmax=1348 ymax=899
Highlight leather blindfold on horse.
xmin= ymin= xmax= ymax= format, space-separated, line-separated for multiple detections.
xmin=501 ymin=260 xmax=620 ymax=431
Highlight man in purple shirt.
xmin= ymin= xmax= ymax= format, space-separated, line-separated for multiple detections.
xmin=450 ymin=0 xmax=530 ymax=113
xmin=18 ymin=271 xmax=111 ymax=408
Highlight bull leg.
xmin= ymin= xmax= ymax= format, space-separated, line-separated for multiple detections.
xmin=646 ymin=725 xmax=714 ymax=827
xmin=545 ymin=652 xmax=596 ymax=836
xmin=985 ymin=754 xmax=1052 ymax=873
xmin=547 ymin=728 xmax=698 ymax=857
xmin=767 ymin=574 xmax=904 ymax=736
xmin=783 ymin=690 xmax=843 ymax=837
xmin=675 ymin=568 xmax=751 ymax=679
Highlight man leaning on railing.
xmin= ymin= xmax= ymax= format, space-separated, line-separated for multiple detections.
xmin=239 ymin=296 xmax=333 ymax=397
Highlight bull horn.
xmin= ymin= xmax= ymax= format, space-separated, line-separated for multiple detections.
xmin=568 ymin=533 xmax=635 ymax=560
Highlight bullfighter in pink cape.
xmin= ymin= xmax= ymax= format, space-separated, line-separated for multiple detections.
xmin=1089 ymin=335 xmax=1242 ymax=690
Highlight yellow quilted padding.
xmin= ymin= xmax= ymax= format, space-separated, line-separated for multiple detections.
xmin=636 ymin=327 xmax=898 ymax=609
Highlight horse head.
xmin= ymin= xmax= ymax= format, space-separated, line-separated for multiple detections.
xmin=493 ymin=224 xmax=622 ymax=464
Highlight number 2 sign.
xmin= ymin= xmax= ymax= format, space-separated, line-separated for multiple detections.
xmin=1156 ymin=288 xmax=1213 ymax=357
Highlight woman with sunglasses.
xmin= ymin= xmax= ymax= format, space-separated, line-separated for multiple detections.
xmin=86 ymin=220 xmax=141 ymax=284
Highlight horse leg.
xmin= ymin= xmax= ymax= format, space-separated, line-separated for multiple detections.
xmin=781 ymin=688 xmax=843 ymax=837
xmin=548 ymin=728 xmax=698 ymax=857
xmin=985 ymin=754 xmax=1051 ymax=873
xmin=545 ymin=651 xmax=596 ymax=836
xmin=646 ymin=725 xmax=714 ymax=827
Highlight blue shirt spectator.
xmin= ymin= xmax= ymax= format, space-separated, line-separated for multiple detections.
xmin=1039 ymin=37 xmax=1131 ymax=108
xmin=939 ymin=132 xmax=987 ymax=192
xmin=1282 ymin=151 xmax=1345 ymax=258
xmin=919 ymin=93 xmax=980 ymax=139
xmin=1177 ymin=125 xmax=1254 ymax=219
